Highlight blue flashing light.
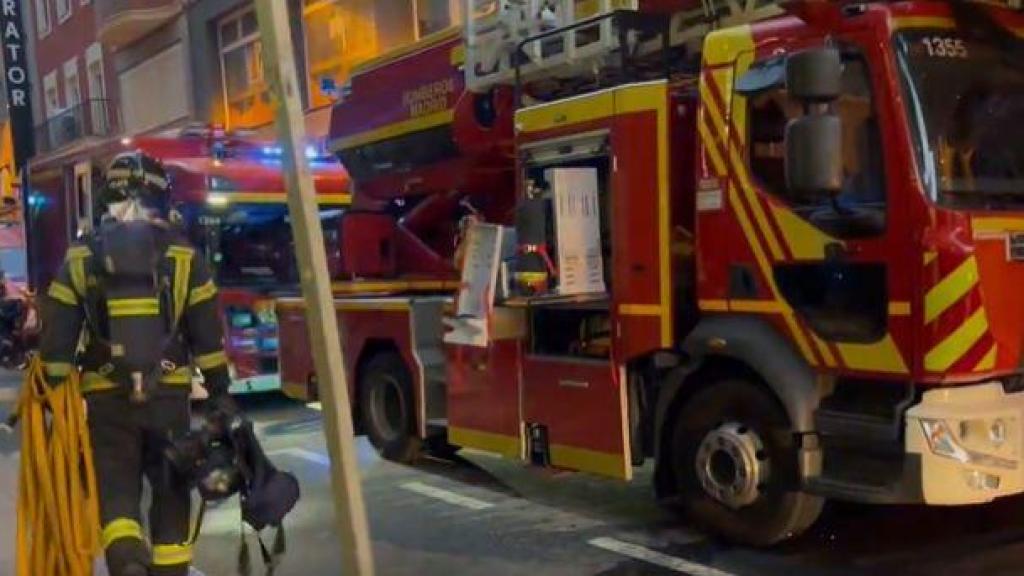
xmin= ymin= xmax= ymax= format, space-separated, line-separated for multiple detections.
xmin=27 ymin=194 xmax=45 ymax=208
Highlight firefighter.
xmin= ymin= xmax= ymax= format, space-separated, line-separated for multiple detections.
xmin=39 ymin=151 xmax=237 ymax=576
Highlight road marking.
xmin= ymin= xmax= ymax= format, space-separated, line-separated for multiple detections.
xmin=400 ymin=481 xmax=494 ymax=510
xmin=268 ymin=447 xmax=331 ymax=467
xmin=306 ymin=401 xmax=322 ymax=411
xmin=588 ymin=537 xmax=738 ymax=576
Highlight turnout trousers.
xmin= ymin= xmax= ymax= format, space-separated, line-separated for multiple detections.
xmin=87 ymin=390 xmax=193 ymax=576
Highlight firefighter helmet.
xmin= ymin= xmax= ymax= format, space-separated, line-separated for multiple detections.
xmin=97 ymin=151 xmax=171 ymax=217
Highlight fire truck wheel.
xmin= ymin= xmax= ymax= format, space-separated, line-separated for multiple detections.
xmin=671 ymin=378 xmax=823 ymax=546
xmin=360 ymin=352 xmax=422 ymax=463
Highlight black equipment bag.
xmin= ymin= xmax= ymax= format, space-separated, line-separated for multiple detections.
xmin=231 ymin=419 xmax=300 ymax=575
xmin=234 ymin=420 xmax=300 ymax=530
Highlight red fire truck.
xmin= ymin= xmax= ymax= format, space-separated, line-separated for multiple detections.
xmin=27 ymin=125 xmax=350 ymax=394
xmin=278 ymin=0 xmax=1024 ymax=544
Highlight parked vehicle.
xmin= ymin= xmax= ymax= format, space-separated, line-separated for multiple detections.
xmin=279 ymin=0 xmax=1024 ymax=545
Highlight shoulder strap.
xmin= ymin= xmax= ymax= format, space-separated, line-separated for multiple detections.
xmin=165 ymin=244 xmax=193 ymax=328
xmin=66 ymin=240 xmax=109 ymax=347
xmin=137 ymin=242 xmax=193 ymax=390
xmin=65 ymin=244 xmax=93 ymax=300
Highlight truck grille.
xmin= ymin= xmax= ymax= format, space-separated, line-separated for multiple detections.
xmin=1009 ymin=234 xmax=1024 ymax=262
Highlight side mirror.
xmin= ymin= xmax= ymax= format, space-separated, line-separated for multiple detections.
xmin=785 ymin=114 xmax=843 ymax=199
xmin=786 ymin=48 xmax=842 ymax=102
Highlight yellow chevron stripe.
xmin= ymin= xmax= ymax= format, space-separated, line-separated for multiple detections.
xmin=699 ymin=119 xmax=728 ymax=177
xmin=729 ymin=139 xmax=784 ymax=260
xmin=704 ymin=66 xmax=785 ymax=263
xmin=699 ymin=80 xmax=728 ymax=139
xmin=924 ymin=257 xmax=979 ymax=324
xmin=925 ymin=308 xmax=989 ymax=372
xmin=727 ymin=186 xmax=816 ymax=365
xmin=700 ymin=43 xmax=818 ymax=366
xmin=811 ymin=333 xmax=837 ymax=368
xmin=769 ymin=202 xmax=841 ymax=260
xmin=837 ymin=334 xmax=909 ymax=374
xmin=974 ymin=344 xmax=998 ymax=372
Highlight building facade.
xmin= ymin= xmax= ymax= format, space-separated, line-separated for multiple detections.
xmin=27 ymin=0 xmax=464 ymax=153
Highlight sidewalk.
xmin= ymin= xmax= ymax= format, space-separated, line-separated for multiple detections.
xmin=0 ymin=369 xmax=23 ymax=574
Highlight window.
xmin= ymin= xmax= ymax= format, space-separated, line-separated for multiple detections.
xmin=303 ymin=0 xmax=378 ymax=110
xmin=35 ymin=0 xmax=52 ymax=38
xmin=43 ymin=71 xmax=59 ymax=117
xmin=896 ymin=30 xmax=1024 ymax=211
xmin=55 ymin=0 xmax=71 ymax=23
xmin=219 ymin=8 xmax=272 ymax=129
xmin=745 ymin=51 xmax=885 ymax=238
xmin=301 ymin=0 xmax=459 ymax=110
xmin=63 ymin=58 xmax=81 ymax=109
xmin=414 ymin=0 xmax=460 ymax=38
xmin=86 ymin=44 xmax=108 ymax=133
xmin=120 ymin=43 xmax=190 ymax=134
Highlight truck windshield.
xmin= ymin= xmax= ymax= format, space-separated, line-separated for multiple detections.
xmin=896 ymin=29 xmax=1024 ymax=210
xmin=194 ymin=206 xmax=342 ymax=288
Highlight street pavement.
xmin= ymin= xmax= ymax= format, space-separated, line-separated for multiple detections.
xmin=5 ymin=370 xmax=1024 ymax=575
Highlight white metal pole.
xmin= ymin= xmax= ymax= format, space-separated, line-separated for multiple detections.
xmin=253 ymin=1 xmax=375 ymax=574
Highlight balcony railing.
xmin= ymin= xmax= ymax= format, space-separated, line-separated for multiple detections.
xmin=34 ymin=99 xmax=122 ymax=154
xmin=95 ymin=0 xmax=183 ymax=48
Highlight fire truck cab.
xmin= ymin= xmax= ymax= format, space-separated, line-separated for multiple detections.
xmin=280 ymin=0 xmax=1024 ymax=545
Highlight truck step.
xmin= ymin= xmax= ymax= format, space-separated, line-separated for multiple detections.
xmin=815 ymin=408 xmax=901 ymax=446
xmin=806 ymin=472 xmax=921 ymax=505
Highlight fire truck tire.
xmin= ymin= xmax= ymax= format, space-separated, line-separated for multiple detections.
xmin=359 ymin=352 xmax=422 ymax=463
xmin=671 ymin=378 xmax=823 ymax=546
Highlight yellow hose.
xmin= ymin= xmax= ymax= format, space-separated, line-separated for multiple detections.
xmin=15 ymin=357 xmax=101 ymax=576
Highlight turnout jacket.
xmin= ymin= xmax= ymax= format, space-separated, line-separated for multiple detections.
xmin=39 ymin=221 xmax=231 ymax=396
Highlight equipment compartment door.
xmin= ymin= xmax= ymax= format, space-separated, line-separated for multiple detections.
xmin=521 ymin=356 xmax=630 ymax=480
xmin=445 ymin=337 xmax=524 ymax=460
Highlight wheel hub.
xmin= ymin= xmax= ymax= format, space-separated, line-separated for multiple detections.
xmin=695 ymin=422 xmax=769 ymax=509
